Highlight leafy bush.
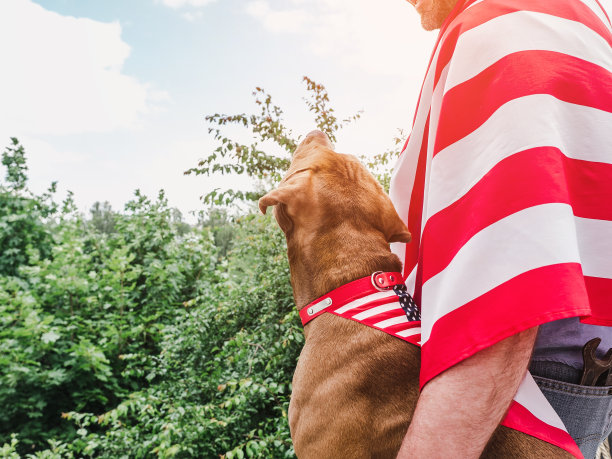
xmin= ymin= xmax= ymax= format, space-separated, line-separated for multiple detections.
xmin=0 ymin=142 xmax=299 ymax=458
xmin=0 ymin=138 xmax=55 ymax=277
xmin=0 ymin=157 xmax=218 ymax=454
xmin=51 ymin=215 xmax=300 ymax=458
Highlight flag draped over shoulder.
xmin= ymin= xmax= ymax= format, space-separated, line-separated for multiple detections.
xmin=390 ymin=0 xmax=612 ymax=456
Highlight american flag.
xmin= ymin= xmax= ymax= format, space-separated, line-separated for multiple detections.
xmin=299 ymin=274 xmax=422 ymax=345
xmin=389 ymin=0 xmax=612 ymax=456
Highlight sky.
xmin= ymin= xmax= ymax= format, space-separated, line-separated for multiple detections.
xmin=4 ymin=0 xmax=607 ymax=221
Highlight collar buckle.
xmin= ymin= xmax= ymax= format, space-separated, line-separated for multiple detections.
xmin=371 ymin=271 xmax=398 ymax=291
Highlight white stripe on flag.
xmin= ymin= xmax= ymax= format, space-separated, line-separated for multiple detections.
xmin=428 ymin=95 xmax=612 ymax=218
xmin=396 ymin=327 xmax=422 ymax=338
xmin=444 ymin=11 xmax=612 ymax=94
xmin=352 ymin=302 xmax=402 ymax=321
xmin=464 ymin=0 xmax=486 ymax=11
xmin=421 ymin=62 xmax=449 ymax=228
xmin=334 ymin=291 xmax=396 ymax=314
xmin=405 ymin=265 xmax=417 ymax=297
xmin=514 ymin=372 xmax=568 ymax=432
xmin=421 ymin=203 xmax=581 ymax=343
xmin=575 ymin=217 xmax=612 ymax=278
xmin=578 ymin=0 xmax=612 ymax=30
xmin=374 ymin=315 xmax=409 ymax=329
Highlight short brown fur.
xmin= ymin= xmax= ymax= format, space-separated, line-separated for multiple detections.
xmin=259 ymin=130 xmax=572 ymax=458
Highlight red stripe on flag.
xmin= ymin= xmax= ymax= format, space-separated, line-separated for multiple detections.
xmin=359 ymin=310 xmax=408 ymax=327
xmin=384 ymin=321 xmax=421 ymax=336
xmin=420 ymin=148 xmax=612 ymax=284
xmin=581 ymin=276 xmax=612 ymax=326
xmin=501 ymin=401 xmax=584 ymax=459
xmin=335 ymin=298 xmax=401 ymax=318
xmin=402 ymin=116 xmax=430 ymax=289
xmin=402 ymin=334 xmax=421 ymax=347
xmin=434 ymin=51 xmax=612 ymax=155
xmin=376 ymin=318 xmax=421 ymax=335
xmin=420 ymin=263 xmax=592 ymax=387
xmin=434 ymin=0 xmax=612 ymax=87
xmin=334 ymin=313 xmax=422 ymax=347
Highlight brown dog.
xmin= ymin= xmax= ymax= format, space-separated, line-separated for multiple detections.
xmin=259 ymin=130 xmax=573 ymax=459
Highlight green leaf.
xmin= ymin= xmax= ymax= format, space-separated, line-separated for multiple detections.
xmin=41 ymin=330 xmax=60 ymax=344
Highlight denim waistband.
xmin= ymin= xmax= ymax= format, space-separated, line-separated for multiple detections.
xmin=530 ymin=360 xmax=583 ymax=384
xmin=530 ymin=360 xmax=612 ymax=396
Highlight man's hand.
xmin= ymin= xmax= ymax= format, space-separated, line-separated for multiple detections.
xmin=396 ymin=326 xmax=538 ymax=459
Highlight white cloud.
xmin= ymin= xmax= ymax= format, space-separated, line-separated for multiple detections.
xmin=0 ymin=0 xmax=168 ymax=136
xmin=181 ymin=11 xmax=205 ymax=22
xmin=161 ymin=0 xmax=216 ymax=8
xmin=244 ymin=0 xmax=435 ymax=77
xmin=245 ymin=1 xmax=311 ymax=33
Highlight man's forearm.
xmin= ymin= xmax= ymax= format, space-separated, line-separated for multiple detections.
xmin=397 ymin=326 xmax=538 ymax=459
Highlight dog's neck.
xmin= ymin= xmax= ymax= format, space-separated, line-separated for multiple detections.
xmin=287 ymin=227 xmax=403 ymax=311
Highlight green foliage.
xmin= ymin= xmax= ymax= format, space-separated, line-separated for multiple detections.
xmin=88 ymin=201 xmax=116 ymax=234
xmin=0 ymin=138 xmax=301 ymax=458
xmin=0 ymin=138 xmax=56 ymax=277
xmin=0 ymin=146 xmax=219 ymax=455
xmin=2 ymin=138 xmax=28 ymax=191
xmin=198 ymin=207 xmax=236 ymax=259
xmin=0 ymin=434 xmax=20 ymax=458
xmin=52 ymin=216 xmax=300 ymax=458
xmin=301 ymin=76 xmax=362 ymax=143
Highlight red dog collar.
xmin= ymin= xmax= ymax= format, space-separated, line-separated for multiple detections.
xmin=299 ymin=271 xmax=421 ymax=346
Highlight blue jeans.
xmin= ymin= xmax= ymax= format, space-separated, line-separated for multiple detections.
xmin=530 ymin=360 xmax=612 ymax=459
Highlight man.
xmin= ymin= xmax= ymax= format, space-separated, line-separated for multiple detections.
xmin=389 ymin=0 xmax=612 ymax=457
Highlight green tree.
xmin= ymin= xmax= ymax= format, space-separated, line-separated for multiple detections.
xmin=0 ymin=147 xmax=219 ymax=453
xmin=0 ymin=138 xmax=56 ymax=277
xmin=88 ymin=201 xmax=117 ymax=234
xmin=197 ymin=207 xmax=236 ymax=259
xmin=2 ymin=138 xmax=28 ymax=191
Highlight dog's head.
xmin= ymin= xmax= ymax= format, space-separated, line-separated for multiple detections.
xmin=258 ymin=130 xmax=411 ymax=245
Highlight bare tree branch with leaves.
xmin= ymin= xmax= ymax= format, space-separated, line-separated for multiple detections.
xmin=184 ymin=77 xmax=365 ymax=206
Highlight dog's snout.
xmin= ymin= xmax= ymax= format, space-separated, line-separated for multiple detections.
xmin=306 ymin=130 xmax=329 ymax=141
xmin=302 ymin=130 xmax=334 ymax=149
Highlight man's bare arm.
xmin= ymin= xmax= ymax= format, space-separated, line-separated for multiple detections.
xmin=397 ymin=326 xmax=539 ymax=459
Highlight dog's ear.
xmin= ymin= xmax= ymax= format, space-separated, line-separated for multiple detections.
xmin=259 ymin=187 xmax=295 ymax=233
xmin=259 ymin=187 xmax=291 ymax=215
xmin=387 ymin=222 xmax=412 ymax=243
xmin=258 ymin=171 xmax=311 ymax=215
xmin=381 ymin=199 xmax=411 ymax=244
